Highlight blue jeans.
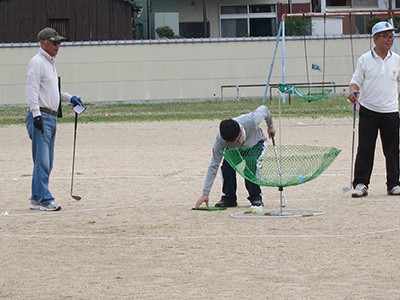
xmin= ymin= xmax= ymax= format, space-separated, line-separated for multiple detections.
xmin=26 ymin=110 xmax=57 ymax=205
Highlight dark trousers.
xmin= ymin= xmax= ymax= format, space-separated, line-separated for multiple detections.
xmin=220 ymin=141 xmax=264 ymax=204
xmin=353 ymin=106 xmax=400 ymax=190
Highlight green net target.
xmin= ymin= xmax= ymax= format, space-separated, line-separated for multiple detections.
xmin=221 ymin=144 xmax=341 ymax=188
xmin=278 ymin=84 xmax=332 ymax=102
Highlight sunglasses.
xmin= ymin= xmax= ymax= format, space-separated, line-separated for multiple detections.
xmin=48 ymin=40 xmax=62 ymax=45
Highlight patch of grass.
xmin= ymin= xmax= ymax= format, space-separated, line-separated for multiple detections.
xmin=0 ymin=97 xmax=353 ymax=126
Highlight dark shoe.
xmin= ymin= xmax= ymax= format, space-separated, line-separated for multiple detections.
xmin=250 ymin=199 xmax=264 ymax=206
xmin=215 ymin=200 xmax=237 ymax=207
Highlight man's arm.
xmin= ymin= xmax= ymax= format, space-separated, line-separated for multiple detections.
xmin=60 ymin=92 xmax=73 ymax=103
xmin=195 ymin=135 xmax=225 ymax=208
xmin=26 ymin=60 xmax=42 ymax=117
xmin=253 ymin=105 xmax=274 ymax=130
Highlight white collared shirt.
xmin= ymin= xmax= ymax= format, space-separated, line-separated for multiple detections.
xmin=26 ymin=48 xmax=72 ymax=117
xmin=350 ymin=48 xmax=400 ymax=113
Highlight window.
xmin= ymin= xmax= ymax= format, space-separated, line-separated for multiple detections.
xmin=396 ymin=0 xmax=400 ymax=8
xmin=49 ymin=19 xmax=70 ymax=40
xmin=326 ymin=0 xmax=377 ymax=7
xmin=220 ymin=4 xmax=277 ymax=38
xmin=221 ymin=5 xmax=247 ymax=14
xmin=249 ymin=4 xmax=275 ymax=13
xmin=326 ymin=0 xmax=350 ymax=6
xmin=179 ymin=22 xmax=208 ymax=38
xmin=355 ymin=16 xmax=366 ymax=34
xmin=352 ymin=0 xmax=378 ymax=7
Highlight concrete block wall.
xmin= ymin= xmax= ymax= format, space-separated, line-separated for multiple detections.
xmin=0 ymin=36 xmax=376 ymax=106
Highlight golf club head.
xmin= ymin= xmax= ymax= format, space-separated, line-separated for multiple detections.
xmin=71 ymin=194 xmax=81 ymax=201
xmin=342 ymin=187 xmax=351 ymax=193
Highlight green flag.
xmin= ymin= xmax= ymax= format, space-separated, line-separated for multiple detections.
xmin=312 ymin=63 xmax=322 ymax=72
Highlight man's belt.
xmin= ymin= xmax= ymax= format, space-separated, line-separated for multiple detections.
xmin=40 ymin=107 xmax=58 ymax=116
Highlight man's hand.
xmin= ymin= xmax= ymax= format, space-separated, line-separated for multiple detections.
xmin=348 ymin=91 xmax=358 ymax=104
xmin=348 ymin=84 xmax=359 ymax=104
xmin=195 ymin=194 xmax=209 ymax=209
xmin=70 ymin=96 xmax=83 ymax=106
xmin=33 ymin=116 xmax=43 ymax=134
xmin=267 ymin=127 xmax=277 ymax=139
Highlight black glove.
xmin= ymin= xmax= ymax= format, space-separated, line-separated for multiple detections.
xmin=33 ymin=116 xmax=44 ymax=134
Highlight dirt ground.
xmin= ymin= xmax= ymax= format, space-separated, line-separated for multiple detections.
xmin=1 ymin=116 xmax=400 ymax=299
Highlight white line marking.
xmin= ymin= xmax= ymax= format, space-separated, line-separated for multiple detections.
xmin=1 ymin=231 xmax=398 ymax=240
xmin=0 ymin=175 xmax=205 ymax=181
xmin=355 ymin=227 xmax=400 ymax=237
xmin=0 ymin=172 xmax=388 ymax=181
xmin=1 ymin=202 xmax=399 ymax=240
xmin=0 ymin=233 xmax=355 ymax=240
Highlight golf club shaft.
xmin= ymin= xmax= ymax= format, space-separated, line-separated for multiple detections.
xmin=271 ymin=135 xmax=287 ymax=207
xmin=342 ymin=91 xmax=357 ymax=193
xmin=71 ymin=113 xmax=78 ymax=196
xmin=271 ymin=135 xmax=283 ymax=178
xmin=350 ymin=102 xmax=356 ymax=187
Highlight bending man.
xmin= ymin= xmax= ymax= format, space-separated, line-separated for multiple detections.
xmin=195 ymin=105 xmax=276 ymax=209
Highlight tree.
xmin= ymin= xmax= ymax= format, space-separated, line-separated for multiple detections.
xmin=155 ymin=26 xmax=181 ymax=39
xmin=283 ymin=17 xmax=312 ymax=36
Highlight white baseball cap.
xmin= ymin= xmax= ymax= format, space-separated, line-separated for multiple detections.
xmin=372 ymin=21 xmax=395 ymax=36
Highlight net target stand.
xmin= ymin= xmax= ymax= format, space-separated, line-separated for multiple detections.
xmin=223 ymin=140 xmax=341 ymax=219
xmin=228 ymin=11 xmax=400 ymax=219
xmin=263 ymin=10 xmax=400 ymax=104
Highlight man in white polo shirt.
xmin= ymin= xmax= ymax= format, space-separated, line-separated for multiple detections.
xmin=348 ymin=21 xmax=400 ymax=197
xmin=26 ymin=27 xmax=83 ymax=211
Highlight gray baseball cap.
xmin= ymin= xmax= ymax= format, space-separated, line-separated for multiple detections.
xmin=37 ymin=27 xmax=66 ymax=41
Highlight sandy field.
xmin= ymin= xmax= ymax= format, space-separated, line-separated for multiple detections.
xmin=1 ymin=116 xmax=400 ymax=299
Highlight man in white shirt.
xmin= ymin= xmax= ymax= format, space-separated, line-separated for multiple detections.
xmin=348 ymin=21 xmax=400 ymax=197
xmin=26 ymin=27 xmax=83 ymax=211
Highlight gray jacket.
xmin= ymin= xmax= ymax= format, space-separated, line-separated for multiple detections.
xmin=202 ymin=105 xmax=274 ymax=195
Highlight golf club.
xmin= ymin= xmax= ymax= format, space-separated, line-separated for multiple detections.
xmin=342 ymin=92 xmax=357 ymax=193
xmin=71 ymin=112 xmax=81 ymax=200
xmin=271 ymin=135 xmax=287 ymax=207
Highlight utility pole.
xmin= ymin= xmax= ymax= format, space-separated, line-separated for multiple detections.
xmin=203 ymin=0 xmax=208 ymax=38
xmin=147 ymin=0 xmax=151 ymax=39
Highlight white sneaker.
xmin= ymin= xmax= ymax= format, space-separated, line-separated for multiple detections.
xmin=352 ymin=183 xmax=368 ymax=198
xmin=388 ymin=185 xmax=400 ymax=195
xmin=30 ymin=199 xmax=41 ymax=210
xmin=40 ymin=201 xmax=62 ymax=211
